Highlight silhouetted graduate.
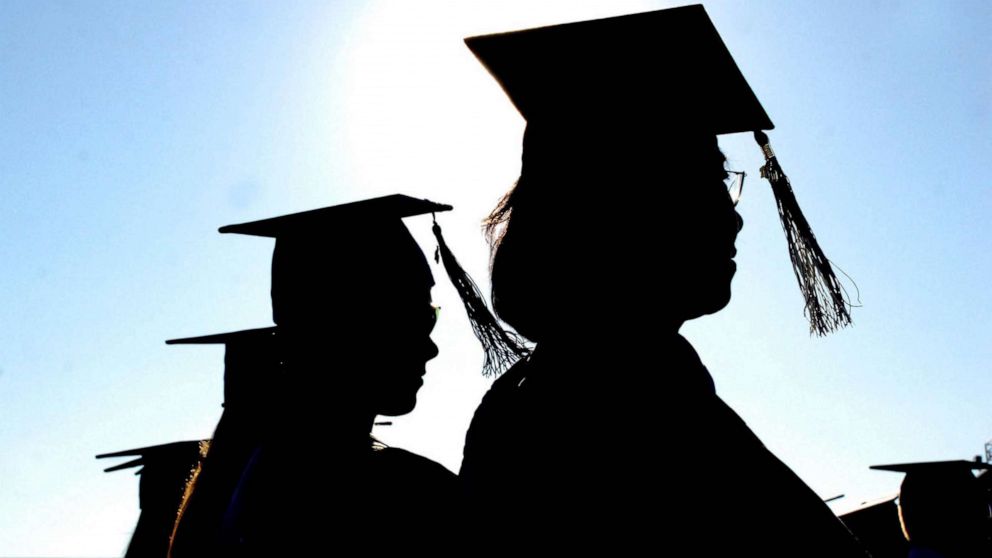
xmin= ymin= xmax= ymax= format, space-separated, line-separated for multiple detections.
xmin=459 ymin=5 xmax=865 ymax=554
xmin=872 ymin=460 xmax=992 ymax=558
xmin=166 ymin=327 xmax=280 ymax=557
xmin=176 ymin=195 xmax=458 ymax=556
xmin=97 ymin=440 xmax=206 ymax=558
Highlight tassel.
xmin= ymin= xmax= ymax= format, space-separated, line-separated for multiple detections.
xmin=754 ymin=131 xmax=852 ymax=335
xmin=432 ymin=217 xmax=530 ymax=376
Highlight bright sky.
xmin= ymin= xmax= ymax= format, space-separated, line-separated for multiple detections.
xmin=2 ymin=1 xmax=990 ymax=555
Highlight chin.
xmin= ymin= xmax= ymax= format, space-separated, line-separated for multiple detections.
xmin=370 ymin=361 xmax=427 ymax=416
xmin=377 ymin=400 xmax=417 ymax=417
xmin=375 ymin=387 xmax=421 ymax=417
xmin=681 ymin=281 xmax=734 ymax=321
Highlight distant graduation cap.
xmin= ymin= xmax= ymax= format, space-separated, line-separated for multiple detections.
xmin=465 ymin=4 xmax=852 ymax=335
xmin=220 ymin=194 xmax=527 ymax=376
xmin=97 ymin=440 xmax=206 ymax=477
xmin=167 ymin=327 xmax=280 ymax=409
xmin=220 ymin=194 xmax=449 ymax=331
xmin=165 ymin=330 xmax=281 ymax=557
xmin=871 ymin=459 xmax=992 ymax=476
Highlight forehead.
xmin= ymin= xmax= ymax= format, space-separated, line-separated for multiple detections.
xmin=274 ymin=218 xmax=430 ymax=274
xmin=271 ymin=220 xmax=434 ymax=321
xmin=524 ymin=122 xmax=721 ymax=162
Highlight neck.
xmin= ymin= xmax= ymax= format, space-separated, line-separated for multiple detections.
xmin=272 ymin=381 xmax=378 ymax=446
xmin=539 ymin=317 xmax=684 ymax=347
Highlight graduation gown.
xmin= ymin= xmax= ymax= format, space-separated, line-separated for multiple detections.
xmin=219 ymin=439 xmax=457 ymax=556
xmin=460 ymin=334 xmax=869 ymax=555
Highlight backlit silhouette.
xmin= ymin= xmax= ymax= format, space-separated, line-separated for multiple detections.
xmin=169 ymin=196 xmax=457 ymax=556
xmin=458 ymin=6 xmax=866 ymax=554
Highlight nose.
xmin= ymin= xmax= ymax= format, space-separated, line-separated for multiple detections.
xmin=735 ymin=211 xmax=744 ymax=233
xmin=424 ymin=337 xmax=439 ymax=362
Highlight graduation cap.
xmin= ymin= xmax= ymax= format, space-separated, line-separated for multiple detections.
xmin=220 ymin=194 xmax=527 ymax=376
xmin=219 ymin=194 xmax=451 ymax=238
xmin=97 ymin=440 xmax=205 ymax=474
xmin=220 ymin=195 xmax=448 ymax=327
xmin=167 ymin=327 xmax=280 ymax=409
xmin=466 ymin=4 xmax=852 ymax=335
xmin=97 ymin=440 xmax=206 ymax=503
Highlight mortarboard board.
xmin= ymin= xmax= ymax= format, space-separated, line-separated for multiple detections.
xmin=166 ymin=327 xmax=277 ymax=346
xmin=466 ymin=5 xmax=853 ymax=335
xmin=165 ymin=332 xmax=280 ymax=557
xmin=219 ymin=194 xmax=452 ymax=239
xmin=871 ymin=459 xmax=992 ymax=497
xmin=871 ymin=460 xmax=992 ymax=476
xmin=465 ymin=4 xmax=771 ymax=134
xmin=167 ymin=327 xmax=280 ymax=409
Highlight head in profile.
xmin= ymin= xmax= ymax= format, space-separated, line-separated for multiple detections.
xmin=175 ymin=196 xmax=458 ymax=557
xmin=485 ymin=124 xmax=742 ymax=342
xmin=221 ymin=195 xmax=447 ymax=418
xmin=465 ymin=7 xmax=767 ymax=343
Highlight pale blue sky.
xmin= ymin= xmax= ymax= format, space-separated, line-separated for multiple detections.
xmin=1 ymin=1 xmax=990 ymax=555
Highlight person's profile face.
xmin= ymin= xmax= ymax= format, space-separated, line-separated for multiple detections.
xmin=360 ymin=273 xmax=440 ymax=417
xmin=492 ymin=129 xmax=742 ymax=337
xmin=613 ymin=134 xmax=740 ymax=323
xmin=671 ymin=135 xmax=742 ymax=320
xmin=276 ymin=246 xmax=440 ymax=418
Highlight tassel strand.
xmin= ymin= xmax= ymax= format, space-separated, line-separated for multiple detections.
xmin=754 ymin=131 xmax=853 ymax=335
xmin=432 ymin=218 xmax=530 ymax=376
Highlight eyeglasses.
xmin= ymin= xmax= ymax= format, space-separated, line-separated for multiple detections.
xmin=357 ymin=302 xmax=441 ymax=333
xmin=726 ymin=170 xmax=745 ymax=206
xmin=430 ymin=304 xmax=441 ymax=331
